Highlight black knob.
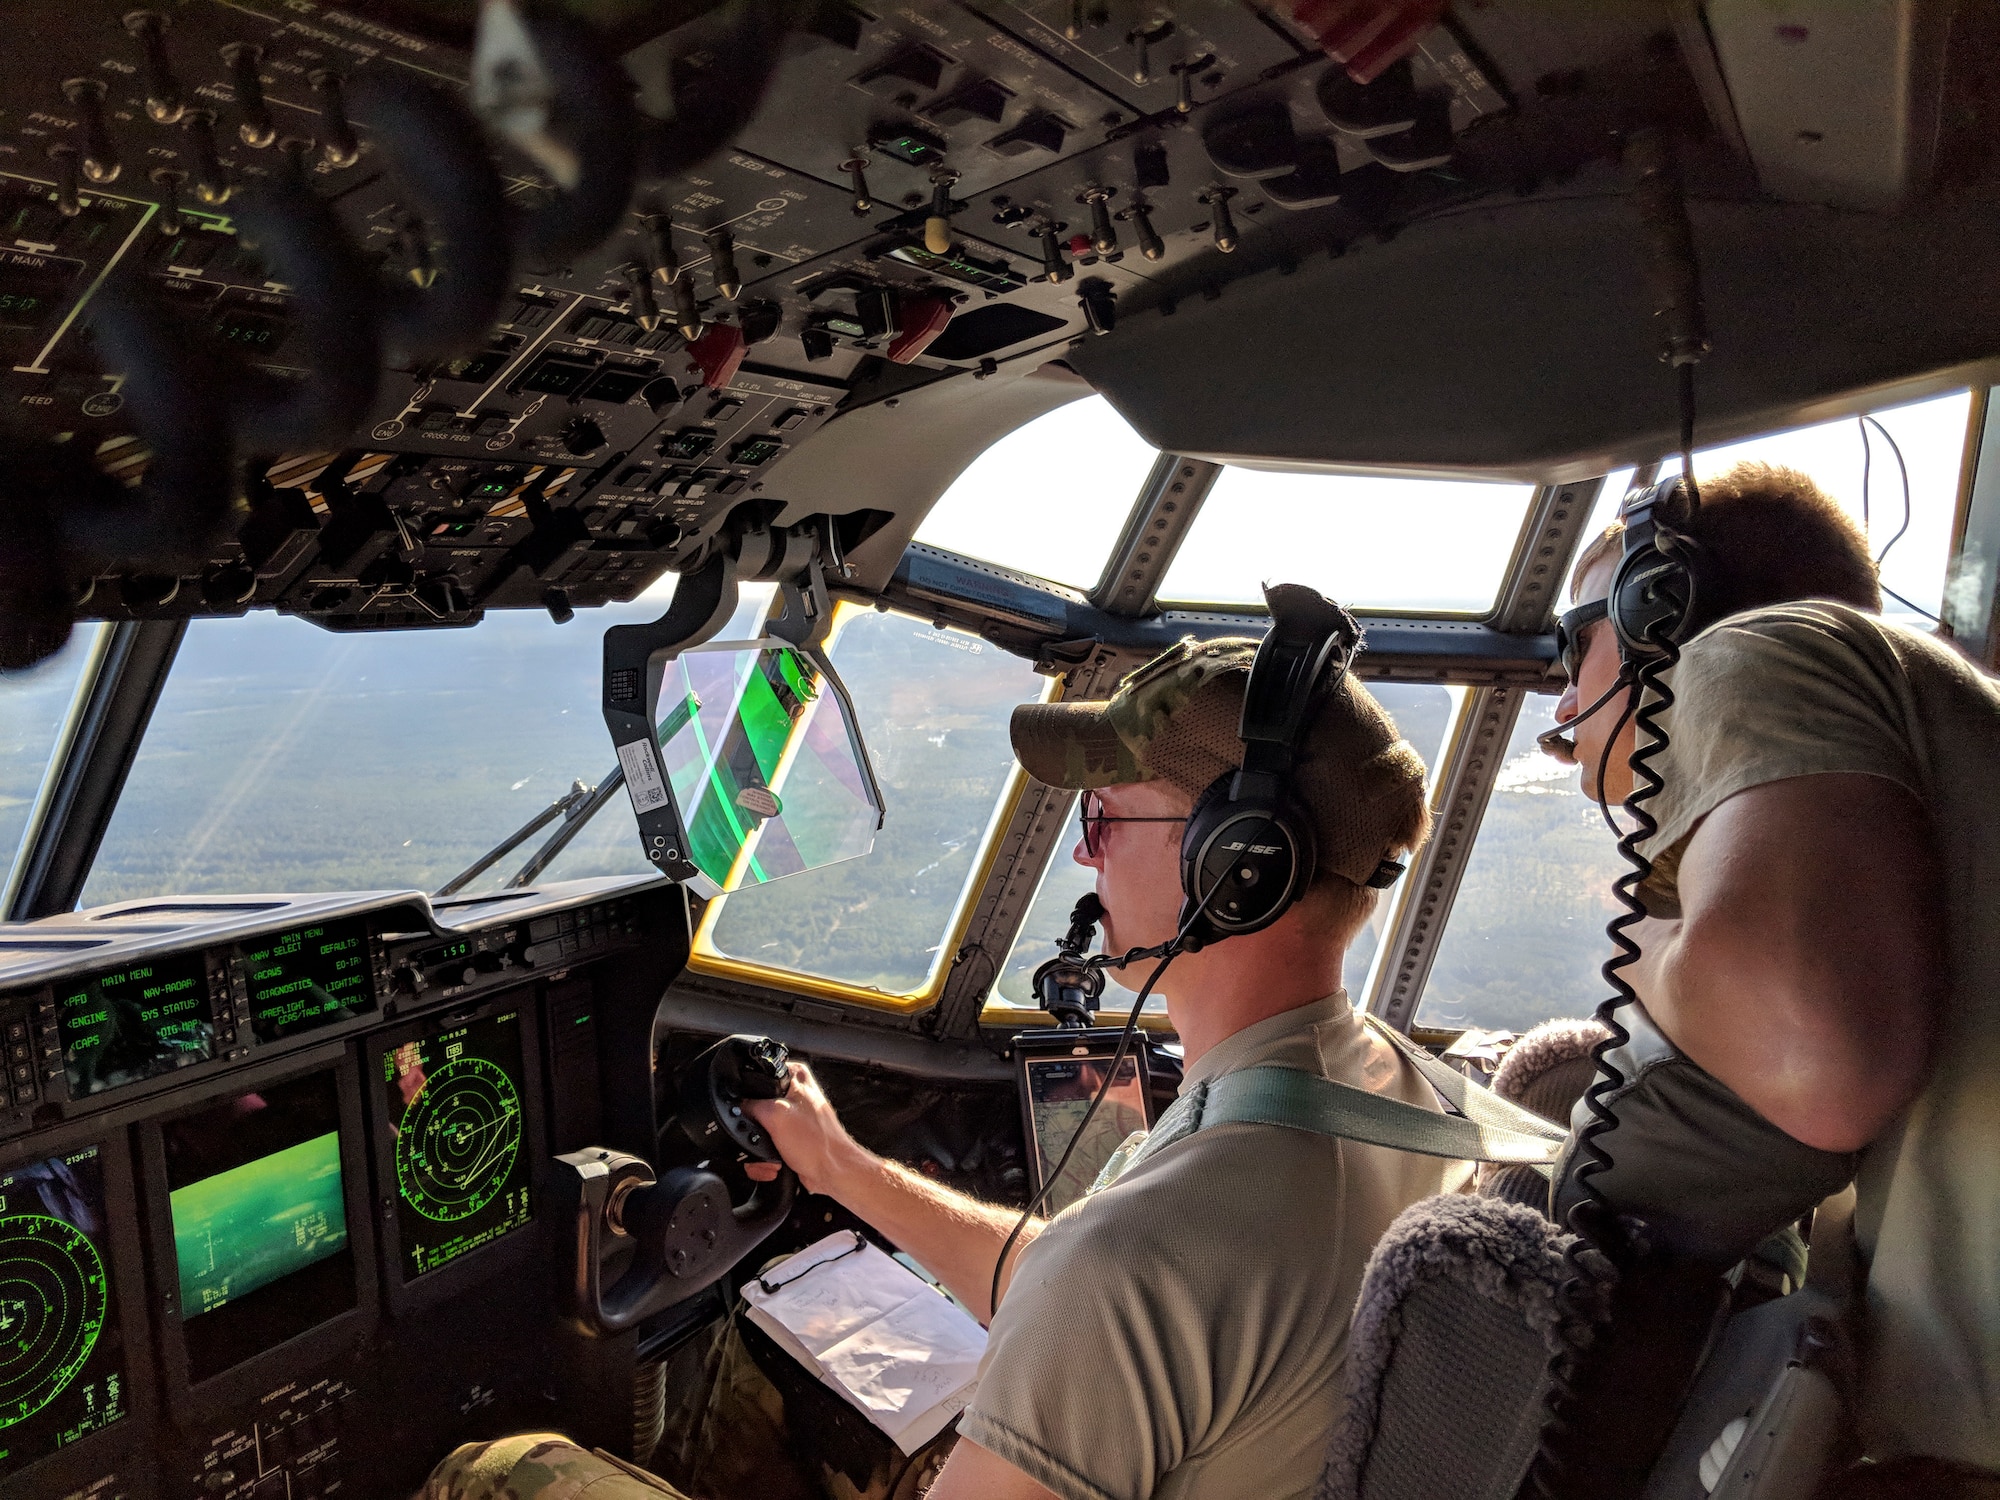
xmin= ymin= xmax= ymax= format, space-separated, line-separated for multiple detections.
xmin=61 ymin=79 xmax=119 ymax=185
xmin=199 ymin=560 xmax=255 ymax=607
xmin=221 ymin=44 xmax=276 ymax=148
xmin=389 ymin=964 xmax=421 ymax=998
xmin=309 ymin=70 xmax=359 ymax=169
xmin=544 ymin=586 xmax=575 ymax=624
xmin=705 ymin=228 xmax=741 ymax=301
xmin=1077 ymin=277 xmax=1116 ymax=336
xmin=1081 ymin=187 xmax=1118 ymax=255
xmin=559 ymin=417 xmax=606 ymax=456
xmin=125 ymin=11 xmax=185 ymax=124
xmin=184 ymin=110 xmax=230 ymax=204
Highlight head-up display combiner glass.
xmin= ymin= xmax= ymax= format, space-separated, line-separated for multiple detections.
xmin=654 ymin=640 xmax=883 ymax=898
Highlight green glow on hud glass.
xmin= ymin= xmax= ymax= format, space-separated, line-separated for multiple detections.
xmin=655 ymin=642 xmax=880 ymax=894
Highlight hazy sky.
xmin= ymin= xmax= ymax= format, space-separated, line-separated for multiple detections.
xmin=917 ymin=390 xmax=1973 ymax=625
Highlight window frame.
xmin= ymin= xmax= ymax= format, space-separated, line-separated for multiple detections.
xmin=683 ymin=600 xmax=1057 ymax=1013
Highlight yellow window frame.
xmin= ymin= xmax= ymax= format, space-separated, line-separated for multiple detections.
xmin=687 ymin=603 xmax=1057 ymax=1014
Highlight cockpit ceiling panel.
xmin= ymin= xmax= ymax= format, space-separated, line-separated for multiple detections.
xmin=1067 ymin=192 xmax=2000 ymax=483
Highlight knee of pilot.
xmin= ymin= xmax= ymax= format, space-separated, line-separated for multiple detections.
xmin=419 ymin=1432 xmax=687 ymax=1499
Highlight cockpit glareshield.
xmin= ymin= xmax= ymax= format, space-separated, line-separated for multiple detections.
xmin=657 ymin=640 xmax=882 ymax=900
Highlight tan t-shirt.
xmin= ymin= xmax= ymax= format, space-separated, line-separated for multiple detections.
xmin=1637 ymin=601 xmax=2000 ymax=1468
xmin=959 ymin=994 xmax=1471 ymax=1500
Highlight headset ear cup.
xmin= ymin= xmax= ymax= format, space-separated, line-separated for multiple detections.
xmin=1180 ymin=776 xmax=1235 ymax=919
xmin=1181 ymin=783 xmax=1311 ymax=939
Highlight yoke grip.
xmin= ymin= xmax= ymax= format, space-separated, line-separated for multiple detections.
xmin=552 ymin=1147 xmax=795 ymax=1336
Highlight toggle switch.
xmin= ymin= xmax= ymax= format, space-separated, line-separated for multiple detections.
xmin=1035 ymin=223 xmax=1073 ymax=284
xmin=151 ymin=168 xmax=186 ymax=235
xmin=1198 ymin=186 xmax=1240 ymax=253
xmin=925 ymin=170 xmax=959 ymax=256
xmin=184 ymin=110 xmax=231 ymax=203
xmin=1117 ymin=201 xmax=1165 ymax=261
xmin=1080 ymin=186 xmax=1117 ymax=255
xmin=670 ymin=273 xmax=702 ymax=342
xmin=61 ymin=79 xmax=120 ymax=185
xmin=623 ymin=263 xmax=661 ymax=332
xmin=48 ymin=146 xmax=81 ymax=217
xmin=642 ymin=216 xmax=680 ymax=287
xmin=704 ymin=228 xmax=741 ymax=301
xmin=840 ymin=156 xmax=873 ymax=215
xmin=1169 ymin=52 xmax=1216 ymax=115
xmin=310 ymin=70 xmax=360 ymax=168
xmin=1127 ymin=20 xmax=1175 ymax=85
xmin=221 ymin=43 xmax=277 ymax=148
xmin=125 ymin=11 xmax=185 ymax=124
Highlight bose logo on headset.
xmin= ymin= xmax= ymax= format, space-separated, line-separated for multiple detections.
xmin=1176 ymin=582 xmax=1401 ymax=948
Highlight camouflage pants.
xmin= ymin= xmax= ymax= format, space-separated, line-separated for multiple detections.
xmin=420 ymin=1433 xmax=696 ymax=1500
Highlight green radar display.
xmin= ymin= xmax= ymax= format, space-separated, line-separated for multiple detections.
xmin=0 ymin=1146 xmax=126 ymax=1481
xmin=384 ymin=1008 xmax=531 ymax=1280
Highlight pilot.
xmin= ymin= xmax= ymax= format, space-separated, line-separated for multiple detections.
xmin=1553 ymin=461 xmax=1998 ymax=1494
xmin=743 ymin=625 xmax=1466 ymax=1500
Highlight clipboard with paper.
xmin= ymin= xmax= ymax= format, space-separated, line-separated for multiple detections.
xmin=740 ymin=1231 xmax=988 ymax=1455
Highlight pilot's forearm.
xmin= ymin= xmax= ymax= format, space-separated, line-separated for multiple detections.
xmin=820 ymin=1138 xmax=1041 ymax=1324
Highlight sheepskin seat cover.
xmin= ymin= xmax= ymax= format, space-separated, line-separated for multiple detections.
xmin=1482 ymin=1018 xmax=1608 ymax=1211
xmin=1318 ymin=1195 xmax=1576 ymax=1500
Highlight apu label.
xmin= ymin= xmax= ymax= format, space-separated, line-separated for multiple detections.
xmin=617 ymin=739 xmax=671 ymax=815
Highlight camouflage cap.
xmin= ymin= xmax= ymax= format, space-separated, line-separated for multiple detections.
xmin=1010 ymin=634 xmax=1430 ymax=886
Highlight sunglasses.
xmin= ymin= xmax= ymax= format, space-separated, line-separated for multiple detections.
xmin=1078 ymin=789 xmax=1186 ymax=857
xmin=1554 ymin=598 xmax=1609 ymax=681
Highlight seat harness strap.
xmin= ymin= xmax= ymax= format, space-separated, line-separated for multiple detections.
xmin=1122 ymin=1019 xmax=1567 ymax=1178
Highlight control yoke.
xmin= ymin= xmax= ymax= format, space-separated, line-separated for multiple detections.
xmin=554 ymin=1034 xmax=796 ymax=1335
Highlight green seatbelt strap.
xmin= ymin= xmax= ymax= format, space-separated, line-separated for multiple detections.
xmin=1122 ymin=1018 xmax=1567 ymax=1178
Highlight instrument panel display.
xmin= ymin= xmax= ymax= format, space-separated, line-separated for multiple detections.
xmin=57 ymin=952 xmax=218 ymax=1098
xmin=163 ymin=1071 xmax=357 ymax=1382
xmin=239 ymin=918 xmax=375 ymax=1042
xmin=382 ymin=1008 xmax=531 ymax=1281
xmin=0 ymin=1145 xmax=127 ymax=1480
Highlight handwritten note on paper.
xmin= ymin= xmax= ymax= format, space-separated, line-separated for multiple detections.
xmin=742 ymin=1232 xmax=989 ymax=1454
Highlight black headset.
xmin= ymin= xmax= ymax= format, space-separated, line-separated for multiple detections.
xmin=1607 ymin=475 xmax=1711 ymax=662
xmin=1176 ymin=583 xmax=1406 ymax=949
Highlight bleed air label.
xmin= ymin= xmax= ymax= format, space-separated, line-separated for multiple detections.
xmin=617 ymin=740 xmax=670 ymax=816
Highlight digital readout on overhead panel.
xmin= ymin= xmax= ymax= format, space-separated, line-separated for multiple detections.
xmin=383 ymin=1009 xmax=531 ymax=1281
xmin=238 ymin=918 xmax=376 ymax=1042
xmin=58 ymin=952 xmax=218 ymax=1097
xmin=0 ymin=1145 xmax=127 ymax=1481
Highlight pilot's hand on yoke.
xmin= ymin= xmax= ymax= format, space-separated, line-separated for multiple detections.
xmin=744 ymin=1061 xmax=861 ymax=1194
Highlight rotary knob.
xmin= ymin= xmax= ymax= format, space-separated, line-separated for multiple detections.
xmin=559 ymin=416 xmax=606 ymax=455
